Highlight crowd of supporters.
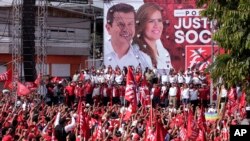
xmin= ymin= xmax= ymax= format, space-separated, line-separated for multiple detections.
xmin=0 ymin=65 xmax=248 ymax=141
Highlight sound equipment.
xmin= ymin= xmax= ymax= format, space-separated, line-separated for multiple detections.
xmin=22 ymin=0 xmax=37 ymax=82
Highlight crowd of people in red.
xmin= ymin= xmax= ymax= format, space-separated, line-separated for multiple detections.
xmin=0 ymin=65 xmax=248 ymax=141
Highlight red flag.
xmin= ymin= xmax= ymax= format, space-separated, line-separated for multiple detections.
xmin=79 ymin=72 xmax=84 ymax=81
xmin=77 ymin=101 xmax=90 ymax=140
xmin=187 ymin=109 xmax=199 ymax=140
xmin=139 ymin=86 xmax=150 ymax=107
xmin=156 ymin=122 xmax=165 ymax=141
xmin=196 ymin=129 xmax=206 ymax=141
xmin=123 ymin=105 xmax=132 ymax=121
xmin=3 ymin=69 xmax=13 ymax=89
xmin=228 ymin=87 xmax=236 ymax=102
xmin=146 ymin=127 xmax=156 ymax=141
xmin=198 ymin=107 xmax=206 ymax=131
xmin=180 ymin=126 xmax=187 ymax=141
xmin=239 ymin=91 xmax=246 ymax=108
xmin=150 ymin=105 xmax=153 ymax=126
xmin=51 ymin=76 xmax=62 ymax=83
xmin=187 ymin=110 xmax=193 ymax=137
xmin=77 ymin=100 xmax=83 ymax=136
xmin=83 ymin=115 xmax=91 ymax=140
xmin=24 ymin=82 xmax=37 ymax=91
xmin=0 ymin=69 xmax=11 ymax=81
xmin=92 ymin=122 xmax=102 ymax=140
xmin=145 ymin=120 xmax=150 ymax=141
xmin=125 ymin=67 xmax=137 ymax=112
xmin=17 ymin=82 xmax=31 ymax=96
xmin=230 ymin=102 xmax=239 ymax=115
xmin=125 ymin=67 xmax=136 ymax=102
xmin=34 ymin=74 xmax=41 ymax=86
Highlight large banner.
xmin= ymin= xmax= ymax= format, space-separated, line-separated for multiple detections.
xmin=103 ymin=0 xmax=216 ymax=71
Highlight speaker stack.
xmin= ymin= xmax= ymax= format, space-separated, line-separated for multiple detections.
xmin=22 ymin=0 xmax=37 ymax=82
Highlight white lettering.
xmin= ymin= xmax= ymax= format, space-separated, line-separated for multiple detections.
xmin=183 ymin=18 xmax=192 ymax=29
xmin=191 ymin=11 xmax=196 ymax=16
xmin=186 ymin=30 xmax=198 ymax=44
xmin=193 ymin=18 xmax=201 ymax=29
xmin=174 ymin=9 xmax=203 ymax=17
xmin=199 ymin=30 xmax=211 ymax=44
xmin=200 ymin=18 xmax=208 ymax=28
xmin=234 ymin=129 xmax=248 ymax=136
xmin=241 ymin=129 xmax=247 ymax=136
xmin=175 ymin=30 xmax=184 ymax=44
xmin=234 ymin=129 xmax=241 ymax=136
xmin=174 ymin=18 xmax=182 ymax=29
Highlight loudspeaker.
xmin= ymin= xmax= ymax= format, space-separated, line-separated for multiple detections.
xmin=22 ymin=0 xmax=37 ymax=82
xmin=23 ymin=60 xmax=37 ymax=81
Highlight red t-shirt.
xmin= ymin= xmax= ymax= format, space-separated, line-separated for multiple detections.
xmin=135 ymin=73 xmax=142 ymax=84
xmin=84 ymin=83 xmax=93 ymax=95
xmin=65 ymin=85 xmax=75 ymax=96
xmin=119 ymin=86 xmax=125 ymax=97
xmin=199 ymin=88 xmax=209 ymax=100
xmin=75 ymin=86 xmax=84 ymax=97
xmin=153 ymin=86 xmax=161 ymax=97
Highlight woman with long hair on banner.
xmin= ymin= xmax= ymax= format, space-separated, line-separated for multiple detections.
xmin=133 ymin=3 xmax=173 ymax=70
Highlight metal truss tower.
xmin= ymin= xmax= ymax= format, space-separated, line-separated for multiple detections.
xmin=37 ymin=0 xmax=48 ymax=94
xmin=11 ymin=0 xmax=22 ymax=98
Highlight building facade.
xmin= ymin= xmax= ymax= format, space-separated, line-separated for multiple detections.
xmin=0 ymin=5 xmax=93 ymax=78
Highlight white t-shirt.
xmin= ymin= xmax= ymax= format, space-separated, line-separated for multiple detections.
xmin=92 ymin=87 xmax=100 ymax=98
xmin=169 ymin=107 xmax=177 ymax=113
xmin=115 ymin=74 xmax=124 ymax=84
xmin=84 ymin=73 xmax=90 ymax=80
xmin=105 ymin=73 xmax=115 ymax=83
xmin=91 ymin=75 xmax=98 ymax=84
xmin=97 ymin=75 xmax=105 ymax=83
xmin=189 ymin=89 xmax=198 ymax=100
xmin=161 ymin=86 xmax=167 ymax=97
xmin=161 ymin=74 xmax=169 ymax=84
xmin=192 ymin=76 xmax=201 ymax=85
xmin=168 ymin=86 xmax=177 ymax=96
xmin=169 ymin=75 xmax=177 ymax=84
xmin=208 ymin=108 xmax=217 ymax=113
xmin=103 ymin=87 xmax=107 ymax=97
xmin=72 ymin=74 xmax=80 ymax=82
xmin=177 ymin=74 xmax=185 ymax=83
xmin=181 ymin=88 xmax=190 ymax=99
xmin=221 ymin=88 xmax=228 ymax=98
xmin=184 ymin=75 xmax=192 ymax=84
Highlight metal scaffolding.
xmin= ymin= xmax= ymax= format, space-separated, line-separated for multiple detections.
xmin=37 ymin=0 xmax=48 ymax=95
xmin=11 ymin=0 xmax=22 ymax=98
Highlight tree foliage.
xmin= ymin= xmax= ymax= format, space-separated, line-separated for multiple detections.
xmin=197 ymin=0 xmax=250 ymax=101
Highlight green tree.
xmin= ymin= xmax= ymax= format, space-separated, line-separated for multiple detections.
xmin=197 ymin=0 xmax=250 ymax=102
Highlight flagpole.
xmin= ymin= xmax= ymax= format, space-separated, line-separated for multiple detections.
xmin=124 ymin=91 xmax=126 ymax=107
xmin=217 ymin=85 xmax=222 ymax=117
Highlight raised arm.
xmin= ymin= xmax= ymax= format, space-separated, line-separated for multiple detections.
xmin=54 ymin=112 xmax=60 ymax=127
xmin=64 ymin=115 xmax=76 ymax=133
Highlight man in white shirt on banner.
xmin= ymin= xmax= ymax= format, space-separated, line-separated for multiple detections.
xmin=104 ymin=3 xmax=152 ymax=70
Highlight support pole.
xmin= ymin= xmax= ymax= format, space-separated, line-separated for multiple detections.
xmin=12 ymin=0 xmax=22 ymax=109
